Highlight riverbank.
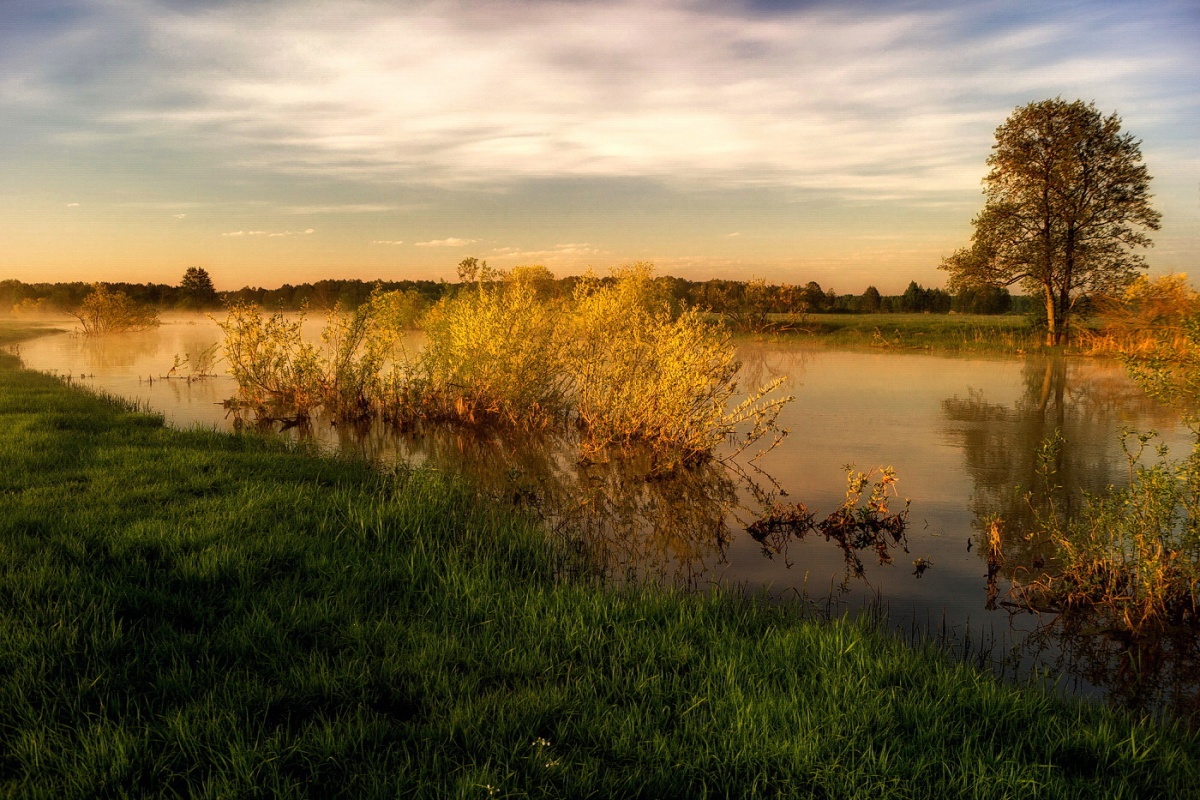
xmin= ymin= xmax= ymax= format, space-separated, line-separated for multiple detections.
xmin=744 ymin=313 xmax=1049 ymax=353
xmin=1 ymin=326 xmax=1197 ymax=797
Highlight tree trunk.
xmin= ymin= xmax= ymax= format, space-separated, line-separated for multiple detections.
xmin=1043 ymin=284 xmax=1058 ymax=347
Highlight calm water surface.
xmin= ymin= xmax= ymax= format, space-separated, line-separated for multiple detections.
xmin=12 ymin=316 xmax=1198 ymax=719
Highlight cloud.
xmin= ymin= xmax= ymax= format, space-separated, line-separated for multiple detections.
xmin=66 ymin=202 xmax=79 ymax=207
xmin=371 ymin=239 xmax=404 ymax=245
xmin=489 ymin=242 xmax=606 ymax=261
xmin=8 ymin=0 xmax=1198 ymax=202
xmin=173 ymin=213 xmax=186 ymax=218
xmin=284 ymin=204 xmax=404 ymax=214
xmin=415 ymin=237 xmax=474 ymax=247
xmin=222 ymin=228 xmax=314 ymax=237
xmin=726 ymin=232 xmax=740 ymax=237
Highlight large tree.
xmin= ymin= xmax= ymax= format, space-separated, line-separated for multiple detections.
xmin=941 ymin=99 xmax=1161 ymax=345
xmin=178 ymin=266 xmax=219 ymax=309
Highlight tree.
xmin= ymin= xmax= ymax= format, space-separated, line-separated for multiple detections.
xmin=859 ymin=285 xmax=882 ymax=313
xmin=178 ymin=267 xmax=218 ymax=309
xmin=941 ymin=99 xmax=1161 ymax=345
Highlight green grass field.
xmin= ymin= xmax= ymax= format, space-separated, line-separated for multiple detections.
xmin=1 ymin=323 xmax=1197 ymax=798
xmin=754 ymin=313 xmax=1046 ymax=353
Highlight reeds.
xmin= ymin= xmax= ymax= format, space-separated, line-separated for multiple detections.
xmin=1002 ymin=430 xmax=1200 ymax=633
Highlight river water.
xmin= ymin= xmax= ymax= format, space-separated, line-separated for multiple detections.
xmin=11 ymin=315 xmax=1199 ymax=720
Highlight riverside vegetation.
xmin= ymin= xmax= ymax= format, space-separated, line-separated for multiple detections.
xmin=219 ymin=264 xmax=791 ymax=465
xmin=2 ymin=322 xmax=1199 ymax=797
xmin=992 ymin=276 xmax=1200 ymax=635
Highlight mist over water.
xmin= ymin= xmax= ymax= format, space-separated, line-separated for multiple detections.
xmin=12 ymin=315 xmax=1199 ymax=718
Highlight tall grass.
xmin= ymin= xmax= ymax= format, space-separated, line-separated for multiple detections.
xmin=2 ymin=344 xmax=1198 ymax=796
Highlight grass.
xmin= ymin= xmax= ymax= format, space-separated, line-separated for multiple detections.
xmin=1 ymin=324 xmax=1199 ymax=797
xmin=757 ymin=313 xmax=1043 ymax=353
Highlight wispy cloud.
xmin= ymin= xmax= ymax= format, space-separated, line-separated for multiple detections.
xmin=173 ymin=213 xmax=186 ymax=218
xmin=10 ymin=1 xmax=1195 ymax=200
xmin=66 ymin=202 xmax=79 ymax=207
xmin=284 ymin=204 xmax=404 ymax=215
xmin=489 ymin=242 xmax=606 ymax=262
xmin=371 ymin=239 xmax=404 ymax=245
xmin=415 ymin=237 xmax=474 ymax=247
xmin=222 ymin=228 xmax=314 ymax=237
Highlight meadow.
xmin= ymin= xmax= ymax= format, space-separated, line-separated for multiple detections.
xmin=2 ymin=321 xmax=1199 ymax=797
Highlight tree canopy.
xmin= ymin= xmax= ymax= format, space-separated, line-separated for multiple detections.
xmin=177 ymin=267 xmax=219 ymax=309
xmin=941 ymin=99 xmax=1161 ymax=345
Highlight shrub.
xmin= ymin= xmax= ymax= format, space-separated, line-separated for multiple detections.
xmin=218 ymin=264 xmax=792 ymax=463
xmin=69 ymin=284 xmax=159 ymax=334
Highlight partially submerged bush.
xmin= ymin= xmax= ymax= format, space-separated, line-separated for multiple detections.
xmin=568 ymin=264 xmax=789 ymax=459
xmin=413 ymin=269 xmax=571 ymax=425
xmin=219 ymin=264 xmax=792 ymax=463
xmin=1085 ymin=274 xmax=1200 ymax=356
xmin=70 ymin=284 xmax=159 ymax=335
xmin=1008 ymin=431 xmax=1200 ymax=631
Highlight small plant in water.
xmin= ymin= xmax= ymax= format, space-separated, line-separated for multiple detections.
xmin=1000 ymin=429 xmax=1200 ymax=633
xmin=748 ymin=466 xmax=910 ymax=588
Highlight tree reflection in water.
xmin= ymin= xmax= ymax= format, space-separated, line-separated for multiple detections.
xmin=943 ymin=355 xmax=1199 ymax=724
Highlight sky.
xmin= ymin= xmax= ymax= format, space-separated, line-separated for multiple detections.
xmin=1 ymin=0 xmax=1197 ymax=293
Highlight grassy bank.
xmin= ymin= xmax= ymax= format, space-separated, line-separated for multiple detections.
xmin=761 ymin=313 xmax=1043 ymax=353
xmin=1 ymin=332 xmax=1198 ymax=797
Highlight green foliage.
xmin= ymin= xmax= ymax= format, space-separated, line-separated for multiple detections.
xmin=952 ymin=285 xmax=1013 ymax=315
xmin=900 ymin=281 xmax=952 ymax=313
xmin=941 ymin=98 xmax=1161 ymax=345
xmin=2 ymin=353 xmax=1198 ymax=797
xmin=177 ymin=266 xmax=219 ymax=309
xmin=859 ymin=285 xmax=882 ymax=313
xmin=1020 ymin=430 xmax=1200 ymax=631
xmin=218 ymin=287 xmax=419 ymax=419
xmin=69 ymin=283 xmax=160 ymax=335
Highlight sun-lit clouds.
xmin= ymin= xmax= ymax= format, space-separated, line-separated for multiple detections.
xmin=66 ymin=202 xmax=79 ymax=207
xmin=1 ymin=0 xmax=1196 ymax=288
xmin=415 ymin=238 xmax=474 ymax=247
xmin=9 ymin=0 xmax=1195 ymax=200
xmin=489 ymin=243 xmax=607 ymax=262
xmin=173 ymin=213 xmax=186 ymax=218
xmin=222 ymin=229 xmax=314 ymax=237
xmin=371 ymin=240 xmax=403 ymax=245
xmin=283 ymin=204 xmax=404 ymax=215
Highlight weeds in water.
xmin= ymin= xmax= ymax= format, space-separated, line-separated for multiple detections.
xmin=996 ymin=428 xmax=1200 ymax=633
xmin=749 ymin=466 xmax=910 ymax=588
xmin=166 ymin=342 xmax=221 ymax=379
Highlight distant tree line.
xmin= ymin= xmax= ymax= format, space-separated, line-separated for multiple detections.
xmin=1 ymin=267 xmax=1028 ymax=319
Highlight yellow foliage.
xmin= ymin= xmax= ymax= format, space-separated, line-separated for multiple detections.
xmin=71 ymin=284 xmax=159 ymax=335
xmin=218 ymin=264 xmax=793 ymax=462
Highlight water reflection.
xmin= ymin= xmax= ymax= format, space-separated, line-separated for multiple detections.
xmin=943 ymin=357 xmax=1178 ymax=544
xmin=943 ymin=357 xmax=1199 ymax=723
